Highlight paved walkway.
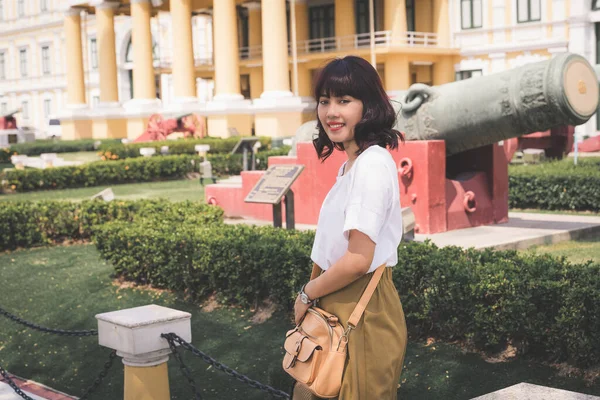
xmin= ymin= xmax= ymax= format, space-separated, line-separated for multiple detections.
xmin=225 ymin=211 xmax=600 ymax=251
xmin=0 ymin=374 xmax=74 ymax=400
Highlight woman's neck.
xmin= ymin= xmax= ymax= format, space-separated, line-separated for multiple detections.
xmin=344 ymin=140 xmax=359 ymax=162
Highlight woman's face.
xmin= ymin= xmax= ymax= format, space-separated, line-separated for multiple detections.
xmin=317 ymin=94 xmax=364 ymax=146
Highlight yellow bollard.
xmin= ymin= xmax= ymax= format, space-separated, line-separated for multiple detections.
xmin=124 ymin=363 xmax=170 ymax=400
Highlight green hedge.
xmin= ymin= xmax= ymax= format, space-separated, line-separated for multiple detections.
xmin=1 ymin=154 xmax=202 ymax=193
xmin=208 ymin=147 xmax=291 ymax=176
xmin=0 ymin=139 xmax=121 ymax=163
xmin=97 ymin=137 xmax=273 ymax=160
xmin=93 ymin=221 xmax=600 ymax=368
xmin=0 ymin=199 xmax=223 ymax=251
xmin=509 ymin=158 xmax=600 ymax=211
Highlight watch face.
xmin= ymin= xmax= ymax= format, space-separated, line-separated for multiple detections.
xmin=300 ymin=293 xmax=309 ymax=304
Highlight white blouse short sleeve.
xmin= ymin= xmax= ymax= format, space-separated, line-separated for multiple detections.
xmin=310 ymin=145 xmax=403 ymax=274
xmin=342 ymin=151 xmax=392 ymax=244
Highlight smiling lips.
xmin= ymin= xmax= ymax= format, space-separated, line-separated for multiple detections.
xmin=328 ymin=123 xmax=345 ymax=132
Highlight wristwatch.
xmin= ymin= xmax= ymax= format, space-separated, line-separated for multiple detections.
xmin=299 ymin=284 xmax=315 ymax=305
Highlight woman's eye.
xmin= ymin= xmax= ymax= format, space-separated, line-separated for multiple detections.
xmin=319 ymin=100 xmax=329 ymax=105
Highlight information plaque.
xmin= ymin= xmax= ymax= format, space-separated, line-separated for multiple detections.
xmin=245 ymin=164 xmax=305 ymax=229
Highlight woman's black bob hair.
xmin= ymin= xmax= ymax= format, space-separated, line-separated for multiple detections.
xmin=312 ymin=56 xmax=403 ymax=161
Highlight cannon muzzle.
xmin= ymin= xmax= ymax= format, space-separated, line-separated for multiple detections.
xmin=395 ymin=52 xmax=599 ymax=155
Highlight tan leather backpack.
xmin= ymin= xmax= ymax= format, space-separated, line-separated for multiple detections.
xmin=282 ymin=263 xmax=386 ymax=398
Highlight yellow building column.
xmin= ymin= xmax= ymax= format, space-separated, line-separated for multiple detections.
xmin=91 ymin=1 xmax=127 ymax=140
xmin=433 ymin=0 xmax=450 ymax=47
xmin=261 ymin=0 xmax=291 ymax=97
xmin=246 ymin=2 xmax=262 ymax=50
xmin=64 ymin=8 xmax=86 ymax=106
xmin=295 ymin=0 xmax=309 ymax=43
xmin=171 ymin=0 xmax=196 ymax=100
xmin=207 ymin=0 xmax=252 ymax=137
xmin=212 ymin=0 xmax=243 ymax=101
xmin=432 ymin=56 xmax=455 ymax=85
xmin=61 ymin=7 xmax=92 ymax=140
xmin=96 ymin=2 xmax=119 ymax=104
xmin=294 ymin=0 xmax=312 ymax=98
xmin=335 ymin=0 xmax=356 ymax=37
xmin=385 ymin=54 xmax=411 ymax=92
xmin=124 ymin=0 xmax=160 ymax=141
xmin=130 ymin=0 xmax=157 ymax=100
xmin=245 ymin=2 xmax=263 ymax=99
xmin=253 ymin=0 xmax=308 ymax=138
xmin=384 ymin=0 xmax=407 ymax=44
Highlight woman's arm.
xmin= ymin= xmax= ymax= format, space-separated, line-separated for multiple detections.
xmin=294 ymin=229 xmax=375 ymax=324
xmin=305 ymin=229 xmax=375 ymax=299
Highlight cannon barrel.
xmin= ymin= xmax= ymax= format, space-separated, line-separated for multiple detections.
xmin=395 ymin=52 xmax=599 ymax=155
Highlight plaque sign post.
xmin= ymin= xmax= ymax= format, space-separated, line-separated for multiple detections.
xmin=244 ymin=165 xmax=305 ymax=229
xmin=231 ymin=137 xmax=261 ymax=171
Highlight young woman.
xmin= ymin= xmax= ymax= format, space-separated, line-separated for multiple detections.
xmin=293 ymin=56 xmax=408 ymax=399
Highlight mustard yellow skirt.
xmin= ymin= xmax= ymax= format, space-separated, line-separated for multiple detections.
xmin=293 ymin=267 xmax=408 ymax=400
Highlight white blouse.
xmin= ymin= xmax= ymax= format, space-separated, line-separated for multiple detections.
xmin=310 ymin=145 xmax=403 ymax=274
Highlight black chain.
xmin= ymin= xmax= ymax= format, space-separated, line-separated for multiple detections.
xmin=164 ymin=335 xmax=203 ymax=400
xmin=0 ymin=365 xmax=34 ymax=400
xmin=162 ymin=333 xmax=290 ymax=399
xmin=0 ymin=350 xmax=116 ymax=400
xmin=79 ymin=350 xmax=118 ymax=400
xmin=0 ymin=305 xmax=97 ymax=336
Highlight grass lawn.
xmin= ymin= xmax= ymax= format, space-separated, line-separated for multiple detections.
xmin=58 ymin=151 xmax=101 ymax=163
xmin=0 ymin=179 xmax=207 ymax=203
xmin=1 ymin=245 xmax=598 ymax=400
xmin=523 ymin=237 xmax=600 ymax=265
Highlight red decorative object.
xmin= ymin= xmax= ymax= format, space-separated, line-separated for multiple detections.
xmin=503 ymin=125 xmax=575 ymax=161
xmin=134 ymin=113 xmax=206 ymax=143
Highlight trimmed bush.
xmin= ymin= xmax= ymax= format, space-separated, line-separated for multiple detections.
xmin=0 ymin=139 xmax=121 ymax=163
xmin=1 ymin=154 xmax=202 ymax=192
xmin=509 ymin=158 xmax=600 ymax=211
xmin=0 ymin=199 xmax=223 ymax=251
xmin=97 ymin=137 xmax=273 ymax=160
xmin=92 ymin=220 xmax=600 ymax=367
xmin=208 ymin=147 xmax=292 ymax=176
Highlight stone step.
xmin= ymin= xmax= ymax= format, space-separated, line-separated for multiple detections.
xmin=471 ymin=383 xmax=600 ymax=400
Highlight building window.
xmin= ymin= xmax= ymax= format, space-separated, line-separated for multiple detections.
xmin=594 ymin=0 xmax=600 ymax=10
xmin=309 ymin=5 xmax=335 ymax=39
xmin=456 ymin=69 xmax=483 ymax=80
xmin=92 ymin=95 xmax=100 ymax=108
xmin=43 ymin=99 xmax=51 ymax=118
xmin=0 ymin=102 xmax=6 ymax=114
xmin=461 ymin=0 xmax=482 ymax=29
xmin=18 ymin=0 xmax=24 ymax=17
xmin=356 ymin=0 xmax=381 ymax=34
xmin=406 ymin=0 xmax=415 ymax=31
xmin=21 ymin=101 xmax=29 ymax=120
xmin=19 ymin=49 xmax=28 ymax=77
xmin=517 ymin=0 xmax=541 ymax=23
xmin=41 ymin=45 xmax=51 ymax=75
xmin=90 ymin=38 xmax=98 ymax=70
xmin=309 ymin=5 xmax=335 ymax=51
xmin=237 ymin=6 xmax=249 ymax=57
xmin=0 ymin=52 xmax=5 ymax=80
xmin=40 ymin=0 xmax=48 ymax=12
xmin=240 ymin=74 xmax=250 ymax=99
xmin=0 ymin=0 xmax=4 ymax=21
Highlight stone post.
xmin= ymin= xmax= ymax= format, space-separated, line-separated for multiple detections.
xmin=96 ymin=304 xmax=192 ymax=400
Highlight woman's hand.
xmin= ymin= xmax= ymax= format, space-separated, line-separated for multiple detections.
xmin=294 ymin=293 xmax=311 ymax=325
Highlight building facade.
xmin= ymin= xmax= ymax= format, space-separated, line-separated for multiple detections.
xmin=0 ymin=0 xmax=598 ymax=141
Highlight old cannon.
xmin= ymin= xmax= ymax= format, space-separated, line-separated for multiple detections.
xmin=390 ymin=52 xmax=598 ymax=233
